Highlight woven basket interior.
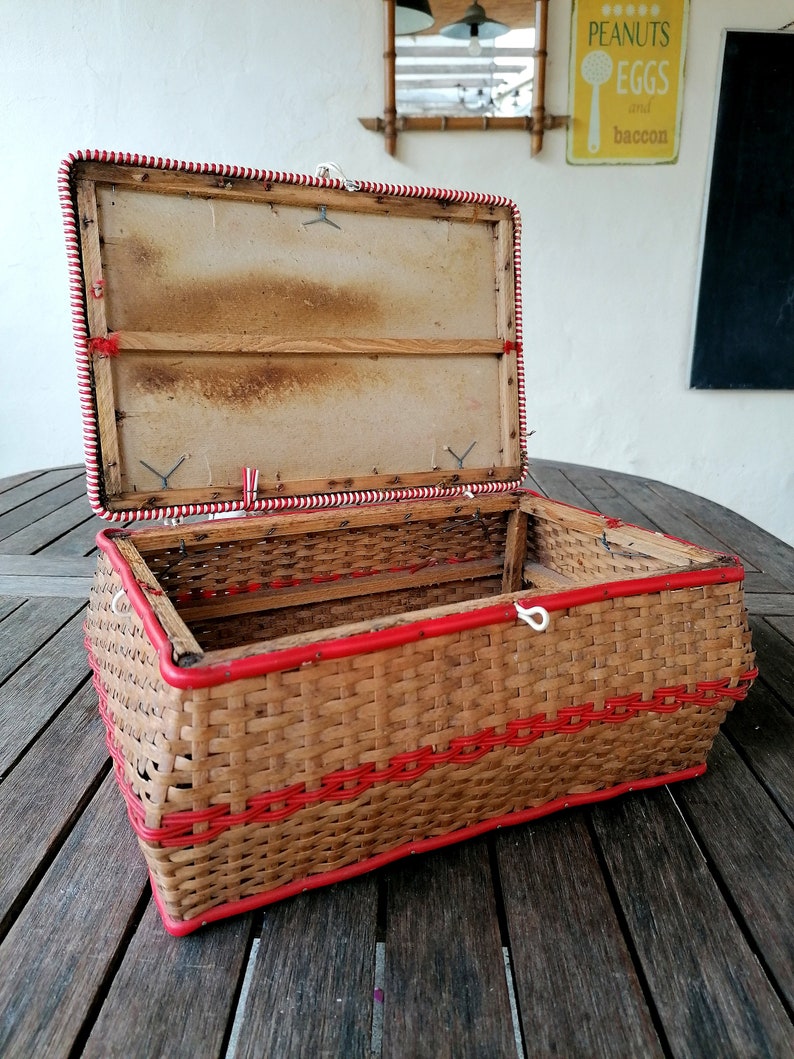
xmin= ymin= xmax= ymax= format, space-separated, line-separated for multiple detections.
xmin=131 ymin=497 xmax=710 ymax=656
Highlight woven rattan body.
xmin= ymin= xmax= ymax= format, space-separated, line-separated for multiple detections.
xmin=84 ymin=493 xmax=755 ymax=934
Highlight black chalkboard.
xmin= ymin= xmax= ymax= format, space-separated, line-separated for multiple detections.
xmin=691 ymin=31 xmax=794 ymax=389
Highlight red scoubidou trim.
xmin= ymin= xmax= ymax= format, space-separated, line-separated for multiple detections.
xmin=145 ymin=764 xmax=707 ymax=936
xmin=95 ymin=528 xmax=745 ymax=688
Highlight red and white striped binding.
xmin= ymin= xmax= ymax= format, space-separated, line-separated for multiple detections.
xmin=58 ymin=150 xmax=527 ymax=522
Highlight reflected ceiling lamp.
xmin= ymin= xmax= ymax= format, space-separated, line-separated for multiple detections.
xmin=395 ymin=1 xmax=435 ymax=35
xmin=440 ymin=2 xmax=509 ymax=56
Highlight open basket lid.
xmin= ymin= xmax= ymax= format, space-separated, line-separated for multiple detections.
xmin=60 ymin=151 xmax=527 ymax=522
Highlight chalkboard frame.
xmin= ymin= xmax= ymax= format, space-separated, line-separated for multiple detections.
xmin=690 ymin=30 xmax=794 ymax=390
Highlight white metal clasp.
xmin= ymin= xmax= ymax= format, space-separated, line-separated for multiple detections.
xmin=514 ymin=602 xmax=550 ymax=632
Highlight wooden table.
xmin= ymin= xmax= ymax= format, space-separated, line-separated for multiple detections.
xmin=0 ymin=461 xmax=792 ymax=1058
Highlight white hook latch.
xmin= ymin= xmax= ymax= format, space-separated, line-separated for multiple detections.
xmin=111 ymin=588 xmax=128 ymax=616
xmin=514 ymin=602 xmax=550 ymax=632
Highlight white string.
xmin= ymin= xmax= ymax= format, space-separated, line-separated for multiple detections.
xmin=314 ymin=162 xmax=361 ymax=191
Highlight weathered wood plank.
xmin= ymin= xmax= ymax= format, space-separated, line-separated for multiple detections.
xmin=501 ymin=509 xmax=528 ymax=593
xmin=0 ymin=776 xmax=148 ymax=1059
xmin=0 ymin=609 xmax=89 ymax=773
xmin=592 ymin=788 xmax=794 ymax=1057
xmin=768 ymin=614 xmax=794 ymax=647
xmin=37 ymin=514 xmax=105 ymax=557
xmin=521 ymin=469 xmax=545 ymax=495
xmin=749 ymin=617 xmax=794 ymax=705
xmin=0 ymin=475 xmax=88 ymax=545
xmin=646 ymin=479 xmax=794 ymax=589
xmin=131 ymin=494 xmax=517 ymax=551
xmin=495 ymin=814 xmax=662 ymax=1058
xmin=525 ymin=463 xmax=594 ymax=510
xmin=176 ymin=557 xmax=502 ymax=624
xmin=0 ymin=596 xmax=26 ymax=623
xmin=0 ymin=596 xmax=84 ymax=688
xmin=0 ymin=553 xmax=94 ymax=597
xmin=0 ymin=497 xmax=96 ymax=555
xmin=559 ymin=464 xmax=664 ymax=531
xmin=382 ymin=840 xmax=516 ymax=1059
xmin=675 ymin=733 xmax=794 ymax=1009
xmin=119 ymin=331 xmax=505 ymax=356
xmin=75 ymin=160 xmax=511 ymax=223
xmin=82 ymin=901 xmax=254 ymax=1059
xmin=0 ymin=467 xmax=82 ymax=518
xmin=232 ymin=877 xmax=378 ymax=1059
xmin=0 ymin=681 xmax=107 ymax=931
xmin=0 ymin=555 xmax=95 ymax=577
xmin=0 ymin=575 xmax=92 ymax=598
xmin=600 ymin=468 xmax=743 ymax=556
xmin=724 ymin=680 xmax=794 ymax=823
xmin=113 ymin=538 xmax=202 ymax=660
xmin=0 ymin=470 xmax=46 ymax=495
xmin=745 ymin=592 xmax=794 ymax=616
xmin=107 ymin=466 xmax=521 ymax=514
xmin=744 ymin=571 xmax=790 ymax=593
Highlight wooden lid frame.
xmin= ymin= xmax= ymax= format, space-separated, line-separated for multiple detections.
xmin=60 ymin=151 xmax=527 ymax=521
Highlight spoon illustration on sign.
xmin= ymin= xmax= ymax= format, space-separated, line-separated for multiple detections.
xmin=581 ymin=49 xmax=614 ymax=153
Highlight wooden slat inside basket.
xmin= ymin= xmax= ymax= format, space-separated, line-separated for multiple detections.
xmin=121 ymin=495 xmax=729 ymax=663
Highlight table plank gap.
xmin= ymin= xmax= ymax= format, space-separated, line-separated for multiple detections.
xmin=0 ymin=776 xmax=150 ymax=1059
xmin=495 ymin=812 xmax=664 ymax=1058
xmin=556 ymin=463 xmax=665 ymax=532
xmin=724 ymin=680 xmax=794 ymax=824
xmin=0 ymin=467 xmax=84 ymax=518
xmin=382 ymin=840 xmax=517 ymax=1059
xmin=1 ymin=496 xmax=98 ymax=555
xmin=0 ymin=469 xmax=48 ymax=496
xmin=598 ymin=469 xmax=748 ymax=557
xmin=0 ymin=609 xmax=90 ymax=775
xmin=645 ymin=480 xmax=794 ymax=587
xmin=0 ymin=474 xmax=88 ymax=544
xmin=745 ymin=592 xmax=794 ymax=617
xmin=749 ymin=617 xmax=794 ymax=711
xmin=0 ymin=686 xmax=110 ymax=937
xmin=591 ymin=787 xmax=794 ymax=1056
xmin=38 ymin=515 xmax=108 ymax=558
xmin=673 ymin=734 xmax=794 ymax=1012
xmin=231 ymin=876 xmax=378 ymax=1059
xmin=0 ymin=596 xmax=27 ymax=623
xmin=523 ymin=463 xmax=593 ymax=510
xmin=81 ymin=902 xmax=256 ymax=1059
xmin=768 ymin=614 xmax=794 ymax=647
xmin=0 ymin=596 xmax=85 ymax=690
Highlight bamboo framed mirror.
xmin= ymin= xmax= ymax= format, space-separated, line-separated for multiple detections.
xmin=360 ymin=0 xmax=566 ymax=155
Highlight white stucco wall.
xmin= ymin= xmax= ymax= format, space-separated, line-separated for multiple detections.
xmin=0 ymin=1 xmax=791 ymax=544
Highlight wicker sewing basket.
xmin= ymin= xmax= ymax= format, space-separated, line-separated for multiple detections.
xmin=61 ymin=152 xmax=756 ymax=935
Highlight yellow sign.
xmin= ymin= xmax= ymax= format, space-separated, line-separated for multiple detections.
xmin=567 ymin=0 xmax=689 ymax=164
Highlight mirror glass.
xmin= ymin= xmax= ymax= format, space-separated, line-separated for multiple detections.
xmin=396 ymin=3 xmax=536 ymax=118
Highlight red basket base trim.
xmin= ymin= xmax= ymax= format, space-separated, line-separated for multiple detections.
xmin=153 ymin=763 xmax=706 ymax=936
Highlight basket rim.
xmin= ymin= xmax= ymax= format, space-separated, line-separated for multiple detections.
xmin=93 ymin=525 xmax=745 ymax=690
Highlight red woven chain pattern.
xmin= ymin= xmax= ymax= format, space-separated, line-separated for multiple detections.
xmin=59 ymin=150 xmax=527 ymax=521
xmin=90 ymin=650 xmax=756 ymax=849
